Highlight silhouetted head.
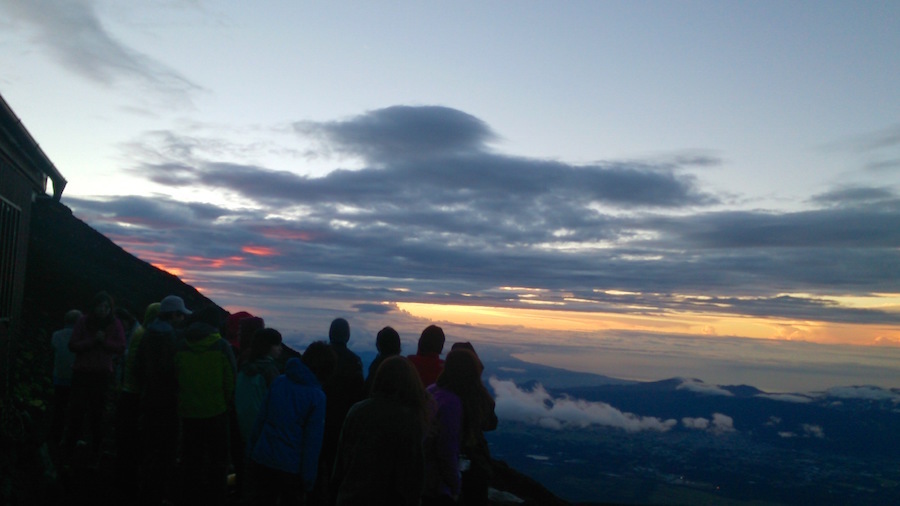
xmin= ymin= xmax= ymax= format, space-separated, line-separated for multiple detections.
xmin=416 ymin=325 xmax=445 ymax=355
xmin=302 ymin=340 xmax=337 ymax=384
xmin=142 ymin=303 xmax=161 ymax=326
xmin=64 ymin=309 xmax=82 ymax=326
xmin=436 ymin=349 xmax=482 ymax=394
xmin=86 ymin=291 xmax=115 ymax=328
xmin=225 ymin=311 xmax=253 ymax=348
xmin=248 ymin=328 xmax=283 ymax=362
xmin=239 ymin=316 xmax=265 ymax=350
xmin=329 ymin=318 xmax=350 ymax=345
xmin=159 ymin=295 xmax=192 ymax=317
xmin=371 ymin=356 xmax=431 ymax=429
xmin=376 ymin=326 xmax=401 ymax=356
xmin=188 ymin=304 xmax=223 ymax=329
xmin=451 ymin=341 xmax=483 ymax=375
xmin=90 ymin=291 xmax=114 ymax=318
xmin=436 ymin=348 xmax=493 ymax=440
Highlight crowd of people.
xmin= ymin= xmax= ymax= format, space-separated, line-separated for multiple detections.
xmin=49 ymin=291 xmax=498 ymax=506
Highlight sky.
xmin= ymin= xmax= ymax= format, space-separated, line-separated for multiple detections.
xmin=2 ymin=1 xmax=899 ymax=391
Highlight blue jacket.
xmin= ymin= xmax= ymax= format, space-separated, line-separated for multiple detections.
xmin=249 ymin=357 xmax=326 ymax=489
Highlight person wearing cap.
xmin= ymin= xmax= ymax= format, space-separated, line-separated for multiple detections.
xmin=134 ymin=295 xmax=192 ymax=506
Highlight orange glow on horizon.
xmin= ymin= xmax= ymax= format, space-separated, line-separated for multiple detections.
xmin=395 ymin=302 xmax=900 ymax=347
xmin=151 ymin=263 xmax=184 ymax=278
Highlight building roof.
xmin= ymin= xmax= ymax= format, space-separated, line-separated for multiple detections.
xmin=0 ymin=92 xmax=67 ymax=200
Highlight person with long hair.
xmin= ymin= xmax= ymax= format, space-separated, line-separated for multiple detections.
xmin=331 ymin=356 xmax=431 ymax=506
xmin=449 ymin=343 xmax=497 ymax=506
xmin=423 ymin=349 xmax=494 ymax=505
xmin=64 ymin=291 xmax=126 ymax=464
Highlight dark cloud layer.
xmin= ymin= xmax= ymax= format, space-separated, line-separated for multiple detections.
xmin=295 ymin=106 xmax=497 ymax=165
xmin=66 ymin=106 xmax=900 ymax=332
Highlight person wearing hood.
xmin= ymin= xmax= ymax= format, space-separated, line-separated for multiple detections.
xmin=234 ymin=327 xmax=283 ymax=499
xmin=236 ymin=328 xmax=283 ymax=443
xmin=364 ymin=326 xmax=402 ymax=395
xmin=408 ymin=325 xmax=446 ymax=387
xmin=174 ymin=305 xmax=237 ymax=506
xmin=317 ymin=318 xmax=365 ymax=504
xmin=331 ymin=356 xmax=430 ymax=506
xmin=247 ymin=356 xmax=327 ymax=506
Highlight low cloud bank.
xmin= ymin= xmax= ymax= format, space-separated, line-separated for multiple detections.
xmin=676 ymin=378 xmax=734 ymax=396
xmin=756 ymin=393 xmax=814 ymax=403
xmin=490 ymin=378 xmax=677 ymax=432
xmin=682 ymin=413 xmax=736 ymax=434
xmin=825 ymin=386 xmax=900 ymax=402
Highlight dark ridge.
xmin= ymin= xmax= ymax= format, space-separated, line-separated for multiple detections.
xmin=23 ymin=196 xmax=224 ymax=330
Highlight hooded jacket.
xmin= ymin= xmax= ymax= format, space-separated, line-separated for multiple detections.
xmin=407 ymin=353 xmax=444 ymax=387
xmin=249 ymin=357 xmax=326 ymax=489
xmin=235 ymin=356 xmax=280 ymax=443
xmin=174 ymin=322 xmax=236 ymax=419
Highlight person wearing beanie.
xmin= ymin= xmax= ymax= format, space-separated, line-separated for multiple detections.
xmin=314 ymin=318 xmax=365 ymax=504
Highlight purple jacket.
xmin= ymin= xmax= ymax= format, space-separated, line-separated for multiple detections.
xmin=69 ymin=315 xmax=126 ymax=375
xmin=425 ymin=384 xmax=462 ymax=498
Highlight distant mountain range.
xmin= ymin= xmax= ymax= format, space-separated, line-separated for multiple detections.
xmin=479 ymin=355 xmax=900 ymax=505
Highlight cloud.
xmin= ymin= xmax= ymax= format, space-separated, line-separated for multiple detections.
xmin=810 ymin=186 xmax=898 ymax=208
xmin=676 ymin=379 xmax=734 ymax=397
xmin=681 ymin=413 xmax=736 ymax=434
xmin=57 ymin=105 xmax=900 ymax=331
xmin=681 ymin=417 xmax=709 ymax=430
xmin=1 ymin=0 xmax=199 ymax=100
xmin=710 ymin=413 xmax=736 ymax=434
xmin=756 ymin=393 xmax=814 ymax=404
xmin=352 ymin=302 xmax=398 ymax=314
xmin=841 ymin=124 xmax=900 ymax=153
xmin=490 ymin=378 xmax=676 ymax=432
xmin=295 ymin=106 xmax=498 ymax=165
xmin=801 ymin=424 xmax=825 ymax=439
xmin=825 ymin=386 xmax=900 ymax=403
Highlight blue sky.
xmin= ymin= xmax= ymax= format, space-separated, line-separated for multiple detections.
xmin=2 ymin=1 xmax=899 ymax=389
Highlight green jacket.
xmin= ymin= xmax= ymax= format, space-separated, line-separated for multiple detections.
xmin=174 ymin=322 xmax=237 ymax=419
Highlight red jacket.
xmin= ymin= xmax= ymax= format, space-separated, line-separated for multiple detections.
xmin=407 ymin=353 xmax=444 ymax=387
xmin=69 ymin=315 xmax=126 ymax=374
